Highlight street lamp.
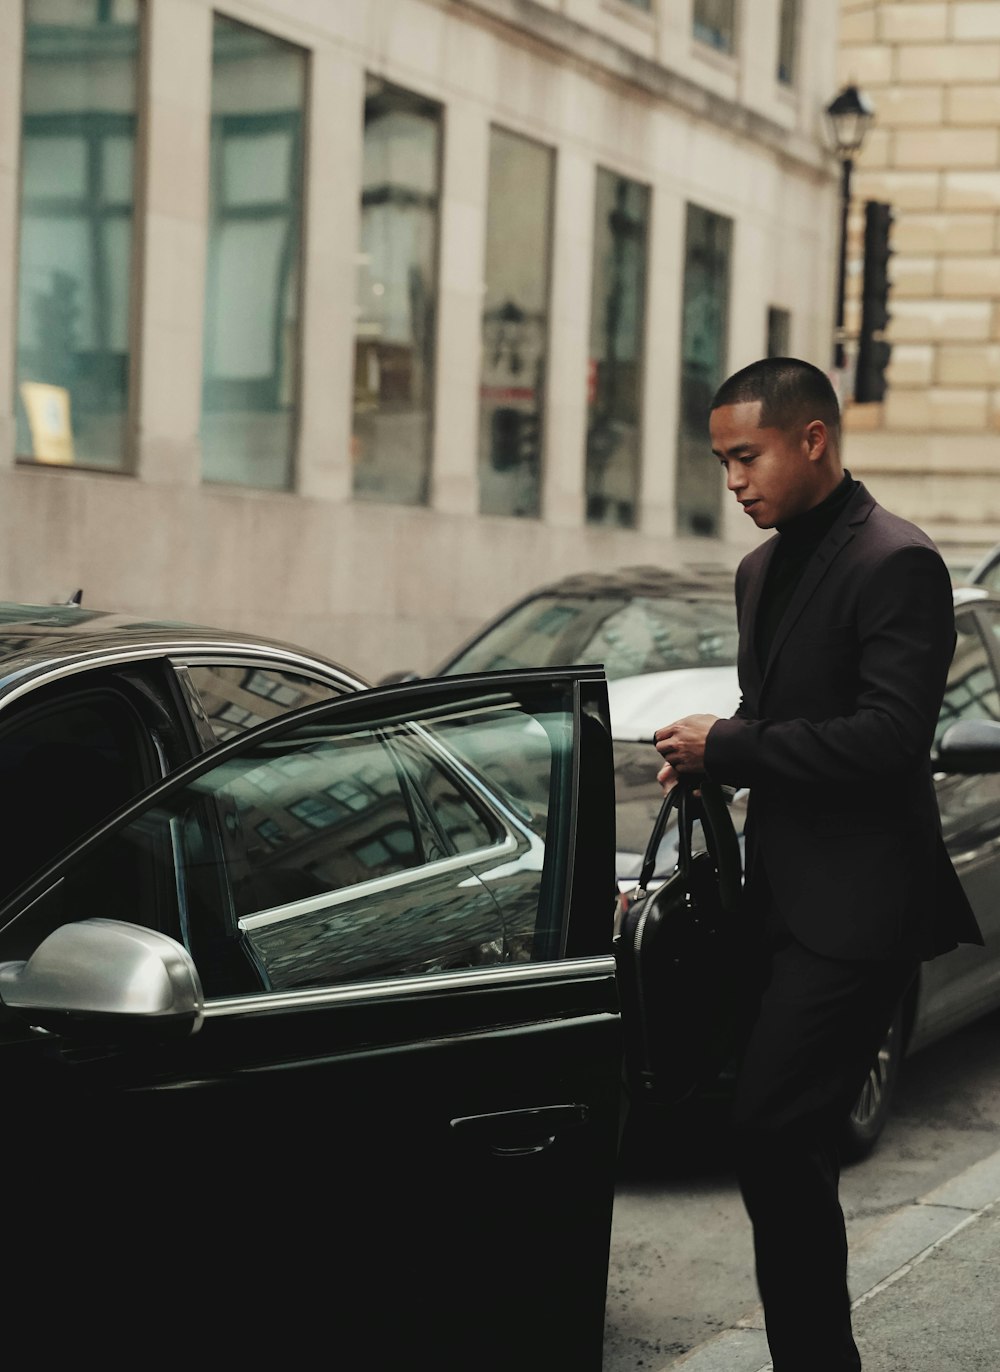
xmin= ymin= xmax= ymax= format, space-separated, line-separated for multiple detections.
xmin=825 ymin=84 xmax=875 ymax=372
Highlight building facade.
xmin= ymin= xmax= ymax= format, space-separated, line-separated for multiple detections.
xmin=840 ymin=0 xmax=1000 ymax=558
xmin=1 ymin=0 xmax=839 ymax=682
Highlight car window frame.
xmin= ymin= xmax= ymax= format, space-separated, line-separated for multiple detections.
xmin=0 ymin=665 xmax=615 ymax=983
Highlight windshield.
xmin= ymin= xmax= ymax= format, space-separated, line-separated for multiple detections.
xmin=443 ymin=593 xmax=738 ymax=680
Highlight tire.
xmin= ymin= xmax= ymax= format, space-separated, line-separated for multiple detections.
xmin=838 ymin=1003 xmax=904 ymax=1164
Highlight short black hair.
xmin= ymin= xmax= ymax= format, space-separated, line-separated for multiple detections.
xmin=710 ymin=357 xmax=840 ymax=439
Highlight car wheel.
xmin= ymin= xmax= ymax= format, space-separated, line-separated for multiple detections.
xmin=838 ymin=1003 xmax=904 ymax=1164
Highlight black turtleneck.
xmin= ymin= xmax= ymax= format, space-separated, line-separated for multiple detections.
xmin=754 ymin=472 xmax=858 ymax=669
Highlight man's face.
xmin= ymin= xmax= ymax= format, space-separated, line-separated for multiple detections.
xmin=709 ymin=400 xmax=823 ymax=530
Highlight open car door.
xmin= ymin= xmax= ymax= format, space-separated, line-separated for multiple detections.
xmin=0 ymin=668 xmax=620 ymax=1370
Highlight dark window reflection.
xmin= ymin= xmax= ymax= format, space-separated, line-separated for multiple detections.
xmin=693 ymin=0 xmax=736 ymax=54
xmin=232 ymin=731 xmax=422 ymax=910
xmin=16 ymin=0 xmax=140 ymax=471
xmin=187 ymin=664 xmax=339 ymax=743
xmin=478 ymin=127 xmax=554 ymax=518
xmin=676 ymin=203 xmax=732 ymax=538
xmin=767 ymin=306 xmax=791 ymax=358
xmin=586 ymin=170 xmax=649 ymax=529
xmin=352 ymin=78 xmax=441 ymax=506
xmin=201 ymin=16 xmax=305 ymax=489
xmin=777 ymin=0 xmax=800 ymax=86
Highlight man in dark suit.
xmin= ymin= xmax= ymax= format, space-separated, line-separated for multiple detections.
xmin=653 ymin=356 xmax=983 ymax=1371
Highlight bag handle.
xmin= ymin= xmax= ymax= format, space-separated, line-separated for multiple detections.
xmin=636 ymin=778 xmax=742 ymax=915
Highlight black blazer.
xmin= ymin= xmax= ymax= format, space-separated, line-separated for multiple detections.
xmin=705 ymin=481 xmax=983 ymax=962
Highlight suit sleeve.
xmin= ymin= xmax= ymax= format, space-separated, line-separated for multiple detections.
xmin=704 ymin=544 xmax=955 ymax=790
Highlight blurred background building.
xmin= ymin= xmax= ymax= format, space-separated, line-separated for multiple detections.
xmin=0 ymin=0 xmax=915 ymax=681
xmin=839 ymin=0 xmax=1000 ymax=557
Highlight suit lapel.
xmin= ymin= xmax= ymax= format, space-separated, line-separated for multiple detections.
xmin=738 ymin=537 xmax=777 ymax=701
xmin=756 ymin=483 xmax=876 ymax=690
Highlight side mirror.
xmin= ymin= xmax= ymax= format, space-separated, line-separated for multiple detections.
xmin=935 ymin=718 xmax=1000 ymax=774
xmin=0 ymin=918 xmax=204 ymax=1040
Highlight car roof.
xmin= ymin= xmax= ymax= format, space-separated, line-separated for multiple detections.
xmin=513 ymin=563 xmax=737 ymax=600
xmin=0 ymin=602 xmax=368 ymax=701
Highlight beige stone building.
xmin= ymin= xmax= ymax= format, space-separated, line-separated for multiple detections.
xmin=840 ymin=0 xmax=1000 ymax=562
xmin=0 ymin=0 xmax=842 ymax=683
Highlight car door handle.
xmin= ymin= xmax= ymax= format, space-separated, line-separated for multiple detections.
xmin=450 ymin=1104 xmax=590 ymax=1156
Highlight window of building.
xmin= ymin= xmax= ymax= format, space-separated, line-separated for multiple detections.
xmin=586 ymin=169 xmax=649 ymax=529
xmin=15 ymin=0 xmax=141 ymax=471
xmin=618 ymin=0 xmax=652 ymax=9
xmin=693 ymin=0 xmax=736 ymax=55
xmin=352 ymin=79 xmax=442 ymax=506
xmin=676 ymin=203 xmax=732 ymax=538
xmin=478 ymin=127 xmax=554 ymax=519
xmin=777 ymin=0 xmax=800 ymax=86
xmin=201 ymin=16 xmax=306 ymax=490
xmin=767 ymin=306 xmax=791 ymax=358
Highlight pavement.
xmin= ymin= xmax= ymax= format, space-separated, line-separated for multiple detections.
xmin=662 ymin=1143 xmax=1000 ymax=1371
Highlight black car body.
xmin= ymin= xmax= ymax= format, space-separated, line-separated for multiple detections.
xmin=0 ymin=605 xmax=623 ymax=1367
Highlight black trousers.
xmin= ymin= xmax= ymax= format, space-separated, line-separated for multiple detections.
xmin=730 ymin=932 xmax=918 ymax=1372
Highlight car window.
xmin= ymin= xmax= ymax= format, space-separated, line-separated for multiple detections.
xmin=443 ymin=593 xmax=737 ymax=679
xmin=934 ymin=608 xmax=1000 ymax=751
xmin=0 ymin=680 xmax=581 ymax=995
xmin=184 ymin=663 xmax=342 ymax=742
xmin=0 ymin=688 xmax=154 ymax=905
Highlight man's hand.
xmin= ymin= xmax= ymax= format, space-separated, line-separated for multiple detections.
xmin=653 ymin=714 xmax=719 ymax=790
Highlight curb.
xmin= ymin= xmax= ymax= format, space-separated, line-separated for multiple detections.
xmin=661 ymin=1146 xmax=1000 ymax=1372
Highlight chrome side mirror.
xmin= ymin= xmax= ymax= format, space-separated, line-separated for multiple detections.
xmin=936 ymin=718 xmax=1000 ymax=774
xmin=0 ymin=918 xmax=204 ymax=1039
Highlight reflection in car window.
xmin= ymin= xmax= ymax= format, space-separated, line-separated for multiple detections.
xmin=186 ymin=664 xmax=340 ymax=742
xmin=5 ymin=687 xmax=575 ymax=995
xmin=934 ymin=610 xmax=1000 ymax=750
xmin=443 ymin=594 xmax=737 ymax=679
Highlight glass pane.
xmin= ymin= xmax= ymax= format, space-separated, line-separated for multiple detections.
xmin=201 ymin=16 xmax=306 ymax=490
xmin=15 ymin=0 xmax=140 ymax=470
xmin=767 ymin=306 xmax=791 ymax=358
xmin=478 ymin=127 xmax=554 ymax=518
xmin=352 ymin=78 xmax=441 ymax=506
xmin=0 ymin=685 xmax=575 ymax=992
xmin=586 ymin=169 xmax=649 ymax=529
xmin=676 ymin=203 xmax=732 ymax=538
xmin=693 ymin=0 xmax=736 ymax=54
xmin=443 ymin=592 xmax=738 ymax=678
xmin=186 ymin=664 xmax=342 ymax=742
xmin=777 ymin=0 xmax=799 ymax=86
xmin=0 ymin=694 xmax=146 ymax=906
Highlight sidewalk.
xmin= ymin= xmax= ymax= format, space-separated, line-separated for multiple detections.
xmin=665 ymin=1145 xmax=1000 ymax=1371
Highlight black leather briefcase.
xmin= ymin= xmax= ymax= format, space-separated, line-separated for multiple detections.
xmin=615 ymin=778 xmax=749 ymax=1109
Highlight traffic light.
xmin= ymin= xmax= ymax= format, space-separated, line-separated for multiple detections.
xmin=854 ymin=200 xmax=893 ymax=403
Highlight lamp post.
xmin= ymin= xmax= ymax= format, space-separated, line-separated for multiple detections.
xmin=825 ymin=84 xmax=875 ymax=373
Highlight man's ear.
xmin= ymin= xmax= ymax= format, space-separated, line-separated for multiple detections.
xmin=802 ymin=419 xmax=828 ymax=462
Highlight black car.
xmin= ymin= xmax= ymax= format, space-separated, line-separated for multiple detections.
xmin=0 ymin=602 xmax=621 ymax=1368
xmin=416 ymin=568 xmax=1000 ymax=1161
